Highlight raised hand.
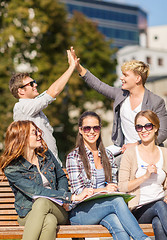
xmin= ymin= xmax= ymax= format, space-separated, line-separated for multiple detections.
xmin=67 ymin=49 xmax=76 ymax=69
xmin=70 ymin=46 xmax=87 ymax=76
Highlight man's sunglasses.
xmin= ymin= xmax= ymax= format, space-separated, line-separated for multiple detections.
xmin=81 ymin=125 xmax=101 ymax=133
xmin=135 ymin=123 xmax=155 ymax=132
xmin=20 ymin=80 xmax=37 ymax=88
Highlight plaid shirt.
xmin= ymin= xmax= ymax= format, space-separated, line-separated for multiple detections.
xmin=66 ymin=145 xmax=118 ymax=196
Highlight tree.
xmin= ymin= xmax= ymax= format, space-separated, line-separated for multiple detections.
xmin=0 ymin=0 xmax=71 ymax=156
xmin=0 ymin=1 xmax=117 ymax=164
xmin=68 ymin=11 xmax=117 ymax=108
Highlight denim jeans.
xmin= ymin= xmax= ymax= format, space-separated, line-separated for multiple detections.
xmin=132 ymin=200 xmax=167 ymax=240
xmin=69 ymin=196 xmax=150 ymax=240
xmin=18 ymin=198 xmax=68 ymax=240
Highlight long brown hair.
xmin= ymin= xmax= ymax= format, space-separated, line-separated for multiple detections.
xmin=76 ymin=111 xmax=112 ymax=182
xmin=0 ymin=121 xmax=48 ymax=172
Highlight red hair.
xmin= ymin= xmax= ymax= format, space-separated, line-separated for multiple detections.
xmin=0 ymin=121 xmax=48 ymax=172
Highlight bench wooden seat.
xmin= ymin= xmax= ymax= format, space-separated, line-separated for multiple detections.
xmin=0 ymin=224 xmax=154 ymax=239
xmin=0 ymin=171 xmax=154 ymax=239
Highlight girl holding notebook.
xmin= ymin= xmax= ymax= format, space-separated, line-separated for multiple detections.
xmin=66 ymin=111 xmax=151 ymax=240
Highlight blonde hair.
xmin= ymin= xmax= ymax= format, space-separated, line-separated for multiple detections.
xmin=0 ymin=121 xmax=48 ymax=172
xmin=121 ymin=60 xmax=150 ymax=85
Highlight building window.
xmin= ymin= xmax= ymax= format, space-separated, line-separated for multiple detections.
xmin=158 ymin=58 xmax=163 ymax=66
xmin=146 ymin=57 xmax=151 ymax=64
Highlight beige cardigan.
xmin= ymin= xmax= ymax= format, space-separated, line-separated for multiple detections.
xmin=118 ymin=146 xmax=167 ymax=210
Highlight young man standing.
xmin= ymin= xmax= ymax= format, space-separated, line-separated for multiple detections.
xmin=71 ymin=47 xmax=167 ymax=155
xmin=9 ymin=50 xmax=76 ymax=166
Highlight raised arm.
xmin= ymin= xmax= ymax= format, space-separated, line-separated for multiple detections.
xmin=70 ymin=46 xmax=86 ymax=76
xmin=70 ymin=47 xmax=118 ymax=100
xmin=46 ymin=50 xmax=76 ymax=98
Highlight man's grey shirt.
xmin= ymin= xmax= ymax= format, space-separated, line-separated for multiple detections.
xmin=82 ymin=70 xmax=167 ymax=147
xmin=13 ymin=91 xmax=62 ymax=166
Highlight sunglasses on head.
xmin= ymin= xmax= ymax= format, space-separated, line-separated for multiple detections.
xmin=81 ymin=125 xmax=101 ymax=133
xmin=20 ymin=80 xmax=37 ymax=88
xmin=135 ymin=123 xmax=155 ymax=132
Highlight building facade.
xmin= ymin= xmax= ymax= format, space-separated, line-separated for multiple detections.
xmin=148 ymin=25 xmax=167 ymax=51
xmin=59 ymin=0 xmax=147 ymax=49
xmin=116 ymin=45 xmax=167 ymax=79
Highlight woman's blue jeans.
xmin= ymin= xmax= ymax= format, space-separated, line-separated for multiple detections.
xmin=132 ymin=200 xmax=167 ymax=240
xmin=69 ymin=196 xmax=150 ymax=240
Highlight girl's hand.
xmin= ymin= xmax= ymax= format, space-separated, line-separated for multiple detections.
xmin=105 ymin=183 xmax=118 ymax=193
xmin=72 ymin=188 xmax=94 ymax=202
xmin=63 ymin=203 xmax=70 ymax=211
xmin=145 ymin=164 xmax=157 ymax=179
xmin=164 ymin=196 xmax=167 ymax=204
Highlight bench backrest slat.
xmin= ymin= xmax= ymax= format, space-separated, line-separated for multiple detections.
xmin=0 ymin=172 xmax=18 ymax=228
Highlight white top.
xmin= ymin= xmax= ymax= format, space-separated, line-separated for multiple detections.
xmin=135 ymin=146 xmax=165 ymax=205
xmin=120 ymin=96 xmax=141 ymax=144
xmin=39 ymin=171 xmax=51 ymax=189
xmin=13 ymin=91 xmax=62 ymax=166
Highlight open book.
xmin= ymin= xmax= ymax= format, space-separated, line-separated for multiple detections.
xmin=135 ymin=196 xmax=164 ymax=209
xmin=33 ymin=191 xmax=135 ymax=207
xmin=74 ymin=191 xmax=135 ymax=204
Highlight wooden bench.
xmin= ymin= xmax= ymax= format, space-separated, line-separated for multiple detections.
xmin=0 ymin=170 xmax=154 ymax=239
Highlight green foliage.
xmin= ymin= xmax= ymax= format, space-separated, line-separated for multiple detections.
xmin=0 ymin=0 xmax=117 ymax=162
xmin=68 ymin=11 xmax=117 ymax=109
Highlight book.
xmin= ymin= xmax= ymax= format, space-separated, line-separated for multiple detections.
xmin=106 ymin=145 xmax=122 ymax=157
xmin=74 ymin=191 xmax=135 ymax=204
xmin=33 ymin=191 xmax=135 ymax=207
xmin=33 ymin=195 xmax=63 ymax=206
xmin=135 ymin=196 xmax=164 ymax=209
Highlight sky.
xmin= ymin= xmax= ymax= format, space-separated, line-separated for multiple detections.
xmin=105 ymin=0 xmax=167 ymax=27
